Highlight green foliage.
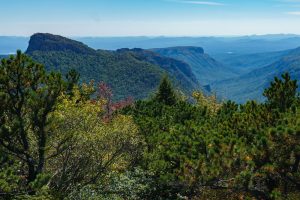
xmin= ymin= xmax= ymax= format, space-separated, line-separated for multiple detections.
xmin=0 ymin=50 xmax=66 ymax=196
xmin=45 ymin=88 xmax=143 ymax=198
xmin=154 ymin=76 xmax=177 ymax=106
xmin=124 ymin=94 xmax=207 ymax=198
xmin=66 ymin=168 xmax=154 ymax=200
xmin=28 ymin=50 xmax=164 ymax=100
xmin=193 ymin=91 xmax=221 ymax=115
xmin=1 ymin=53 xmax=299 ymax=200
xmin=0 ymin=157 xmax=23 ymax=198
xmin=264 ymin=72 xmax=298 ymax=112
xmin=123 ymin=73 xmax=300 ymax=199
xmin=65 ymin=68 xmax=80 ymax=96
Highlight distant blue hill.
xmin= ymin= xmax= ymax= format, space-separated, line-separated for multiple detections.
xmin=211 ymin=47 xmax=300 ymax=103
xmin=75 ymin=35 xmax=300 ymax=55
xmin=214 ymin=49 xmax=292 ymax=73
xmin=151 ymin=46 xmax=238 ymax=85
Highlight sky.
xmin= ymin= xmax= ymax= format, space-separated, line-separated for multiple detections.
xmin=1 ymin=0 xmax=300 ymax=36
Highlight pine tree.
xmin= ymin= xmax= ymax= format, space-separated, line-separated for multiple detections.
xmin=154 ymin=76 xmax=177 ymax=106
xmin=0 ymin=50 xmax=65 ymax=185
xmin=65 ymin=68 xmax=80 ymax=96
xmin=263 ymin=72 xmax=298 ymax=112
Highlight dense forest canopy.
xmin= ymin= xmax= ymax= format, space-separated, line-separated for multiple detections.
xmin=0 ymin=51 xmax=299 ymax=200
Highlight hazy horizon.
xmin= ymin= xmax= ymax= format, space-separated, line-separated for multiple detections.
xmin=1 ymin=33 xmax=300 ymax=38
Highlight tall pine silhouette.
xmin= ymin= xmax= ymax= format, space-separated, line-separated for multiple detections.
xmin=154 ymin=76 xmax=177 ymax=106
xmin=264 ymin=72 xmax=298 ymax=112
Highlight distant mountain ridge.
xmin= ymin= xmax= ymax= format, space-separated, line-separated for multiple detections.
xmin=212 ymin=47 xmax=300 ymax=102
xmin=77 ymin=35 xmax=300 ymax=55
xmin=213 ymin=49 xmax=292 ymax=74
xmin=151 ymin=46 xmax=237 ymax=85
xmin=3 ymin=34 xmax=300 ymax=55
xmin=124 ymin=48 xmax=198 ymax=84
xmin=25 ymin=33 xmax=201 ymax=100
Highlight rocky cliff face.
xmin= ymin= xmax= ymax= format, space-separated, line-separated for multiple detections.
xmin=26 ymin=33 xmax=96 ymax=55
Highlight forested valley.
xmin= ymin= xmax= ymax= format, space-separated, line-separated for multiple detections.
xmin=0 ymin=51 xmax=299 ymax=200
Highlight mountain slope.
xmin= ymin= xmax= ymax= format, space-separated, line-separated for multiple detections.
xmin=211 ymin=47 xmax=300 ymax=103
xmin=122 ymin=48 xmax=198 ymax=89
xmin=213 ymin=49 xmax=292 ymax=73
xmin=151 ymin=46 xmax=237 ymax=85
xmin=26 ymin=33 xmax=200 ymax=100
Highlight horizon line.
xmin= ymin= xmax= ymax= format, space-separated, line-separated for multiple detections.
xmin=1 ymin=33 xmax=300 ymax=38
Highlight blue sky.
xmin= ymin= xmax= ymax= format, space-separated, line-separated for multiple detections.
xmin=1 ymin=0 xmax=300 ymax=36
